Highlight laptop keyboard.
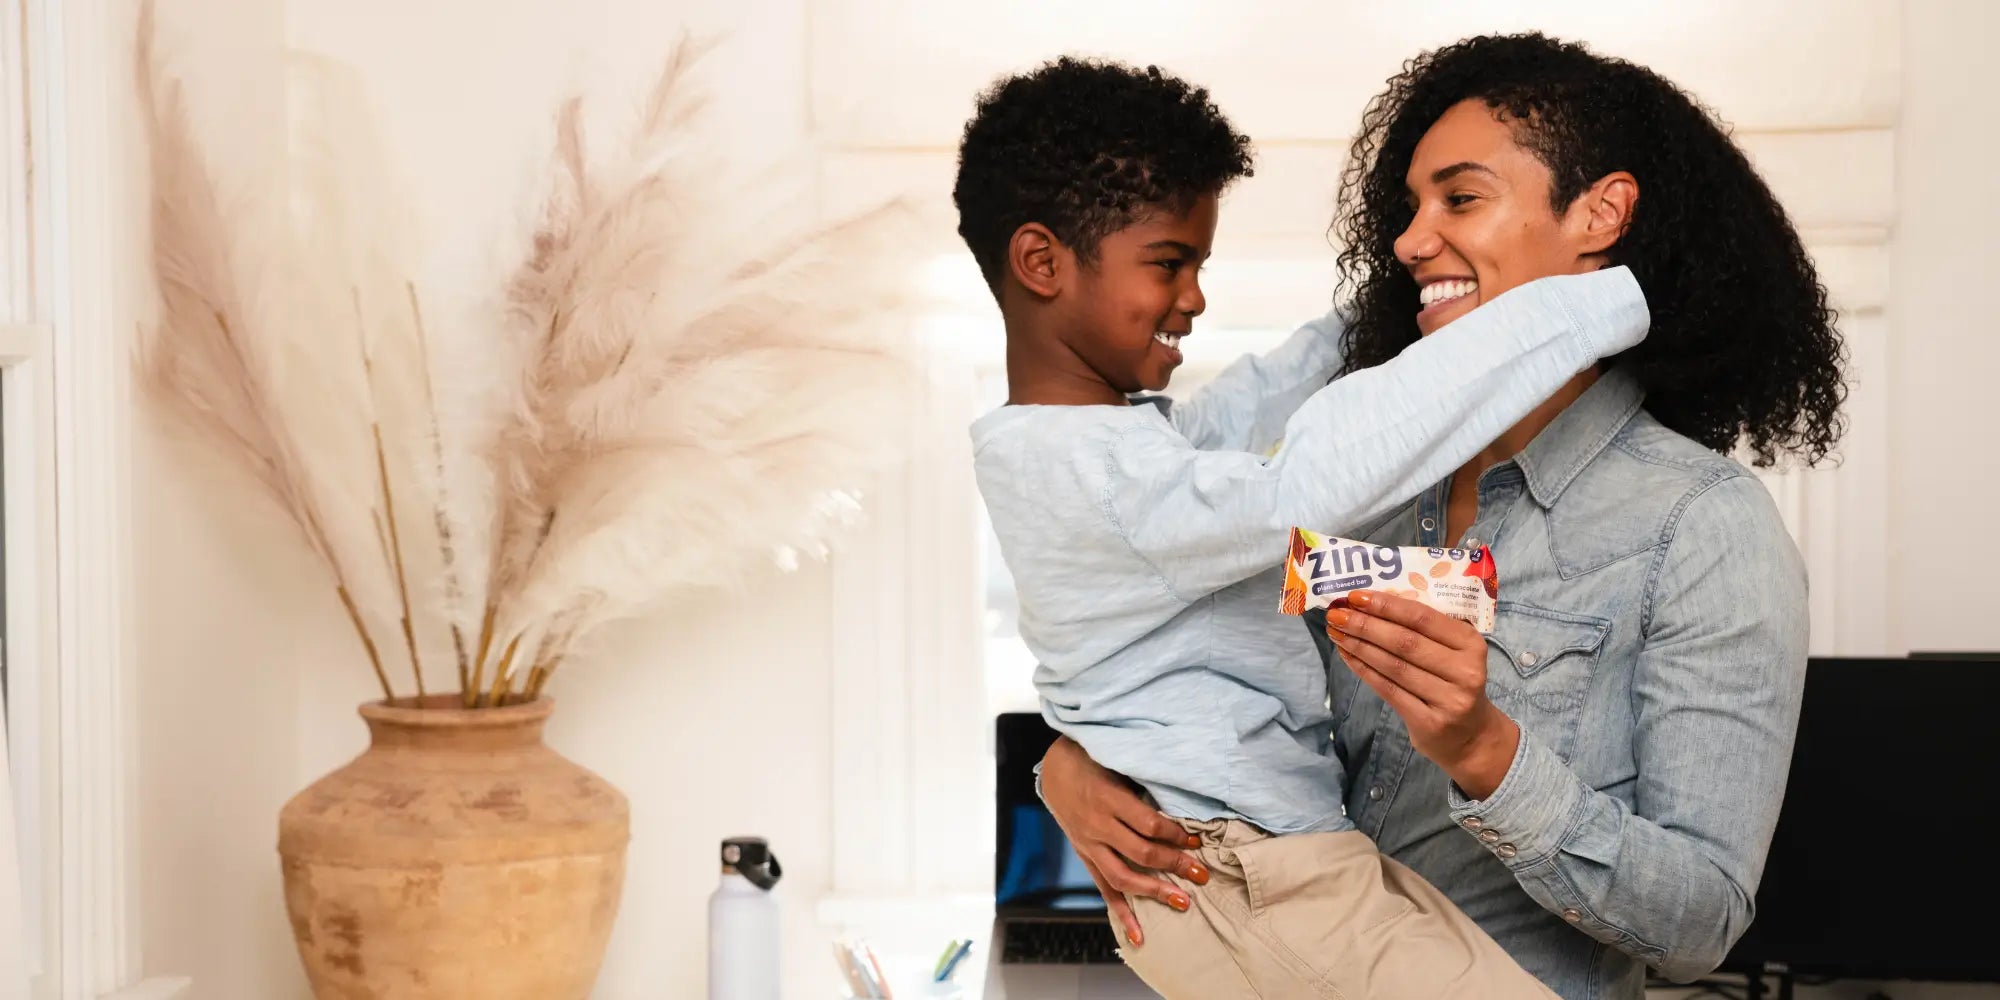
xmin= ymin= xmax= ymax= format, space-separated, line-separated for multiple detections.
xmin=1002 ymin=919 xmax=1125 ymax=965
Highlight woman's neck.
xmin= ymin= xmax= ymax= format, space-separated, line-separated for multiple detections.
xmin=1445 ymin=367 xmax=1601 ymax=539
xmin=1469 ymin=368 xmax=1600 ymax=474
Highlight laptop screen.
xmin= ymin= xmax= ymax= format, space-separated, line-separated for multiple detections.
xmin=994 ymin=712 xmax=1108 ymax=912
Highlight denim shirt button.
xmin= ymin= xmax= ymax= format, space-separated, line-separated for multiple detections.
xmin=1421 ymin=517 xmax=1437 ymax=531
xmin=1519 ymin=651 xmax=1540 ymax=667
xmin=1462 ymin=817 xmax=1483 ymax=831
xmin=1562 ymin=908 xmax=1583 ymax=923
xmin=1495 ymin=843 xmax=1518 ymax=860
xmin=1479 ymin=829 xmax=1501 ymax=844
xmin=1465 ymin=537 xmax=1482 ymax=549
xmin=1367 ymin=785 xmax=1385 ymax=802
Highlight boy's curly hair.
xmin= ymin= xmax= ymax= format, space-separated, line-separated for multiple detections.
xmin=1333 ymin=33 xmax=1847 ymax=467
xmin=953 ymin=56 xmax=1253 ymax=295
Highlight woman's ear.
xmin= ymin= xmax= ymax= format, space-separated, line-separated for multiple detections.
xmin=1008 ymin=223 xmax=1066 ymax=300
xmin=1576 ymin=171 xmax=1639 ymax=257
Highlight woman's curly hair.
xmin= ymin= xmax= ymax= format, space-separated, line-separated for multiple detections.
xmin=1333 ymin=33 xmax=1847 ymax=467
xmin=953 ymin=56 xmax=1253 ymax=295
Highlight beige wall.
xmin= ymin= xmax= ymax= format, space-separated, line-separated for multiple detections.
xmin=1888 ymin=0 xmax=2000 ymax=656
xmin=134 ymin=2 xmax=305 ymax=997
xmin=138 ymin=0 xmax=844 ymax=997
xmin=127 ymin=2 xmax=1995 ymax=998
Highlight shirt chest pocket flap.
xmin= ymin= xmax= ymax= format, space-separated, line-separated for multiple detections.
xmin=1484 ymin=602 xmax=1611 ymax=723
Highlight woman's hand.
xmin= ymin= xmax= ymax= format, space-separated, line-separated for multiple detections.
xmin=1325 ymin=591 xmax=1520 ymax=800
xmin=1037 ymin=735 xmax=1209 ymax=946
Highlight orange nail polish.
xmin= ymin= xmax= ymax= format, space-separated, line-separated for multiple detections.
xmin=1350 ymin=591 xmax=1374 ymax=608
xmin=1327 ymin=608 xmax=1351 ymax=631
xmin=1185 ymin=835 xmax=1202 ymax=848
xmin=1187 ymin=862 xmax=1211 ymax=885
xmin=1131 ymin=929 xmax=1144 ymax=947
xmin=1169 ymin=893 xmax=1190 ymax=912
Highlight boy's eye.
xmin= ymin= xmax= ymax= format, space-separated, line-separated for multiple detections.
xmin=1153 ymin=259 xmax=1185 ymax=274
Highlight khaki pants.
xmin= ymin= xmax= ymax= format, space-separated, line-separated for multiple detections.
xmin=1112 ymin=818 xmax=1557 ymax=1000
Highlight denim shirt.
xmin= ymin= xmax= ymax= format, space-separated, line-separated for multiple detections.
xmin=1304 ymin=369 xmax=1809 ymax=999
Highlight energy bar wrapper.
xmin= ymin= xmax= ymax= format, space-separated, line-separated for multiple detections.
xmin=1280 ymin=527 xmax=1498 ymax=633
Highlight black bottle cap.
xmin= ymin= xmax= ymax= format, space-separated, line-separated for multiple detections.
xmin=721 ymin=836 xmax=783 ymax=890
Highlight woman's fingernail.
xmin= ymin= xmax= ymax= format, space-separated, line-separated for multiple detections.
xmin=1130 ymin=929 xmax=1144 ymax=947
xmin=1169 ymin=892 xmax=1191 ymax=912
xmin=1186 ymin=862 xmax=1210 ymax=885
xmin=1185 ymin=835 xmax=1202 ymax=848
xmin=1327 ymin=608 xmax=1351 ymax=631
xmin=1350 ymin=591 xmax=1374 ymax=608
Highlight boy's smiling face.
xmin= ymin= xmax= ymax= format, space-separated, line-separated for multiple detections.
xmin=1061 ymin=193 xmax=1218 ymax=394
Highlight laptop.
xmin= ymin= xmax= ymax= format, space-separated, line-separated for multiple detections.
xmin=985 ymin=712 xmax=1159 ymax=999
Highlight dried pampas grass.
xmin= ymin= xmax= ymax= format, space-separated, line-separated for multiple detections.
xmin=137 ymin=7 xmax=920 ymax=707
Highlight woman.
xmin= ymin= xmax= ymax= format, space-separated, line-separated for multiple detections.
xmin=1036 ymin=32 xmax=1846 ymax=999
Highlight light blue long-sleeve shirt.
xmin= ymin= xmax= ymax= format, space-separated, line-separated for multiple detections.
xmin=971 ymin=268 xmax=1651 ymax=834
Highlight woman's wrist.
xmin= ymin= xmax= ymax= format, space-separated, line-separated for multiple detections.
xmin=1039 ymin=736 xmax=1079 ymax=809
xmin=1442 ymin=704 xmax=1521 ymax=802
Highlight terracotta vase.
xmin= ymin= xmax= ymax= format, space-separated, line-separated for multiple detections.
xmin=278 ymin=695 xmax=629 ymax=999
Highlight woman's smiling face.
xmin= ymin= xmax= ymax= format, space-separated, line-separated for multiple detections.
xmin=1394 ymin=99 xmax=1610 ymax=336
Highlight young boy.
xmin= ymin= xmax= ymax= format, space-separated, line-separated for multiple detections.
xmin=957 ymin=58 xmax=1646 ymax=999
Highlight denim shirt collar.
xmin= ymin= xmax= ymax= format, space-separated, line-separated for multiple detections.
xmin=1515 ymin=368 xmax=1649 ymax=510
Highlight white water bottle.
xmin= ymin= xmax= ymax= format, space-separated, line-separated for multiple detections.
xmin=708 ymin=836 xmax=782 ymax=1000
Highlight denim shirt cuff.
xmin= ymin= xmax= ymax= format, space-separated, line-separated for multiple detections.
xmin=1445 ymin=727 xmax=1586 ymax=868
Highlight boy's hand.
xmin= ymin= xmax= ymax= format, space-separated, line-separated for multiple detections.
xmin=1038 ymin=736 xmax=1209 ymax=946
xmin=1323 ymin=591 xmax=1521 ymax=801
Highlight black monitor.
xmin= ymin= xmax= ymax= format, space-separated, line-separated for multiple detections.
xmin=993 ymin=712 xmax=1107 ymax=915
xmin=1723 ymin=655 xmax=2000 ymax=982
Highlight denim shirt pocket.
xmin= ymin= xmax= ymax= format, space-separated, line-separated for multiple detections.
xmin=1484 ymin=602 xmax=1612 ymax=762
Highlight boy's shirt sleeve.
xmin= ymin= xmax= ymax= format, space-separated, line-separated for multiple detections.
xmin=1162 ymin=310 xmax=1347 ymax=452
xmin=1092 ymin=267 xmax=1647 ymax=612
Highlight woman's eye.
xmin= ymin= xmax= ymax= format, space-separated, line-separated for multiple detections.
xmin=1447 ymin=193 xmax=1478 ymax=208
